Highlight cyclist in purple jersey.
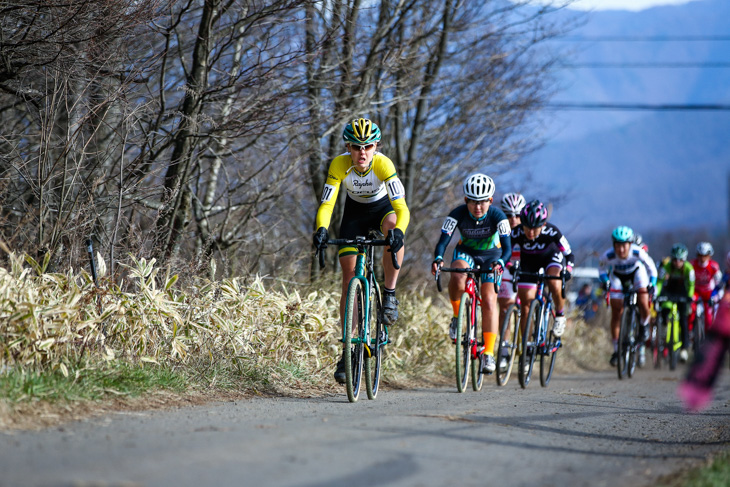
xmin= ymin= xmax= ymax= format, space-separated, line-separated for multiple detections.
xmin=510 ymin=200 xmax=574 ymax=338
xmin=431 ymin=173 xmax=512 ymax=374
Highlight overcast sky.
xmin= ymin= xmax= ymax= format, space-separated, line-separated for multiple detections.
xmin=552 ymin=0 xmax=699 ymax=11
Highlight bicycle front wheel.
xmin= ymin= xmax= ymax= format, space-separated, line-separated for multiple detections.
xmin=693 ymin=303 xmax=706 ymax=359
xmin=365 ymin=282 xmax=383 ymax=400
xmin=455 ymin=292 xmax=471 ymax=392
xmin=652 ymin=314 xmax=665 ymax=369
xmin=627 ymin=307 xmax=638 ymax=378
xmin=669 ymin=307 xmax=679 ymax=371
xmin=617 ymin=304 xmax=632 ymax=379
xmin=497 ymin=304 xmax=520 ymax=386
xmin=519 ymin=299 xmax=540 ymax=389
xmin=540 ymin=311 xmax=559 ymax=387
xmin=471 ymin=302 xmax=484 ymax=392
xmin=344 ymin=279 xmax=365 ymax=402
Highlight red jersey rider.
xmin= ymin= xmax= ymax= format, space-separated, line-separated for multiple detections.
xmin=690 ymin=242 xmax=723 ymax=332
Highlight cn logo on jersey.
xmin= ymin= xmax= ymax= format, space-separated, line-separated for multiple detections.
xmin=523 ymin=242 xmax=546 ymax=251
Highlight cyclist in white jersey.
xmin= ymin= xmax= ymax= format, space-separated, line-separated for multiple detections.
xmin=497 ymin=193 xmax=526 ymax=322
xmin=598 ymin=226 xmax=657 ymax=367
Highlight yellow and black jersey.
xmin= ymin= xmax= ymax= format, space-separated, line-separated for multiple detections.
xmin=315 ymin=152 xmax=410 ymax=233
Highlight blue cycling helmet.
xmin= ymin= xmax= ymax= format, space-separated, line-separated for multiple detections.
xmin=612 ymin=226 xmax=634 ymax=243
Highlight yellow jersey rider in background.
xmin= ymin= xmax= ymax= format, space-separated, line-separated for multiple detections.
xmin=313 ymin=118 xmax=410 ymax=384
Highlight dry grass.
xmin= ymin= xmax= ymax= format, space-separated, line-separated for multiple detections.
xmin=0 ymin=250 xmax=609 ymax=429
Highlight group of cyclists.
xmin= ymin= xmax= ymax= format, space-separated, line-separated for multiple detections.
xmin=312 ymin=117 xmax=728 ymax=385
xmin=599 ymin=226 xmax=727 ymax=369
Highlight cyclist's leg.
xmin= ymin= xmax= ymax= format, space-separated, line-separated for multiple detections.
xmin=517 ymin=285 xmax=537 ymax=335
xmin=338 ymin=254 xmax=357 ymax=323
xmin=448 ymin=253 xmax=470 ymax=309
xmin=479 ymin=280 xmax=499 ymax=373
xmin=380 ymin=212 xmax=402 ymax=289
xmin=546 ymin=264 xmax=566 ymax=336
xmin=705 ymin=297 xmax=715 ymax=329
xmin=498 ymin=265 xmax=516 ymax=325
xmin=632 ymin=266 xmax=651 ymax=341
xmin=480 ymin=279 xmax=499 ymax=343
xmin=446 ymin=253 xmax=470 ymax=339
xmin=678 ymin=300 xmax=690 ymax=353
xmin=609 ymin=274 xmax=625 ymax=361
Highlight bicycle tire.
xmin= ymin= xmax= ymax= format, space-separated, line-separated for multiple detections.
xmin=471 ymin=348 xmax=484 ymax=391
xmin=470 ymin=301 xmax=484 ymax=392
xmin=540 ymin=311 xmax=558 ymax=387
xmin=496 ymin=304 xmax=520 ymax=386
xmin=344 ymin=279 xmax=365 ymax=402
xmin=651 ymin=314 xmax=662 ymax=368
xmin=669 ymin=307 xmax=679 ymax=371
xmin=693 ymin=303 xmax=705 ymax=359
xmin=365 ymin=281 xmax=383 ymax=400
xmin=455 ymin=292 xmax=471 ymax=392
xmin=627 ymin=307 xmax=638 ymax=378
xmin=617 ymin=304 xmax=632 ymax=379
xmin=519 ymin=299 xmax=540 ymax=389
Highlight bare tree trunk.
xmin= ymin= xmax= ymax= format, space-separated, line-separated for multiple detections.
xmin=156 ymin=0 xmax=218 ymax=262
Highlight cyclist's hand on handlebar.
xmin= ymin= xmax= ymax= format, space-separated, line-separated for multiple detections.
xmin=387 ymin=228 xmax=405 ymax=254
xmin=491 ymin=259 xmax=504 ymax=275
xmin=313 ymin=227 xmax=328 ymax=250
xmin=563 ymin=265 xmax=572 ymax=281
xmin=431 ymin=258 xmax=443 ymax=276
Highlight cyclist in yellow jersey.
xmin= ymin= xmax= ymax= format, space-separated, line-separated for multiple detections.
xmin=313 ymin=118 xmax=410 ymax=384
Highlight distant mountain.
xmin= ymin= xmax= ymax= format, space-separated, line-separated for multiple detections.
xmin=526 ymin=110 xmax=730 ymax=234
xmin=517 ymin=0 xmax=730 ymax=244
xmin=545 ymin=0 xmax=730 ymax=141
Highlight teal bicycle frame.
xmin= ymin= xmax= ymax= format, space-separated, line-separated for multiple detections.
xmin=318 ymin=231 xmax=398 ymax=403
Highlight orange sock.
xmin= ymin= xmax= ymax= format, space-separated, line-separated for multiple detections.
xmin=483 ymin=332 xmax=497 ymax=356
xmin=450 ymin=299 xmax=460 ymax=317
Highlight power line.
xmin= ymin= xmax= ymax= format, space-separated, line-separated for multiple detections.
xmin=564 ymin=62 xmax=730 ymax=69
xmin=545 ymin=102 xmax=730 ymax=111
xmin=556 ymin=35 xmax=730 ymax=42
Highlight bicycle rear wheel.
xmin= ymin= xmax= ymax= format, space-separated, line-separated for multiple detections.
xmin=519 ymin=299 xmax=540 ymax=389
xmin=365 ymin=282 xmax=383 ymax=400
xmin=617 ymin=304 xmax=632 ymax=379
xmin=497 ymin=304 xmax=520 ymax=386
xmin=540 ymin=311 xmax=559 ymax=387
xmin=455 ymin=292 xmax=471 ymax=392
xmin=344 ymin=279 xmax=365 ymax=402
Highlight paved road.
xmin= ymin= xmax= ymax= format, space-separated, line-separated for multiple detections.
xmin=2 ymin=368 xmax=730 ymax=487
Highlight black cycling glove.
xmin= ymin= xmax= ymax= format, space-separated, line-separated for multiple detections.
xmin=387 ymin=228 xmax=404 ymax=254
xmin=313 ymin=227 xmax=328 ymax=250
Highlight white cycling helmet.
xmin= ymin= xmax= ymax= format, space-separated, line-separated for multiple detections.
xmin=696 ymin=241 xmax=714 ymax=256
xmin=500 ymin=193 xmax=526 ymax=215
xmin=463 ymin=173 xmax=495 ymax=201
